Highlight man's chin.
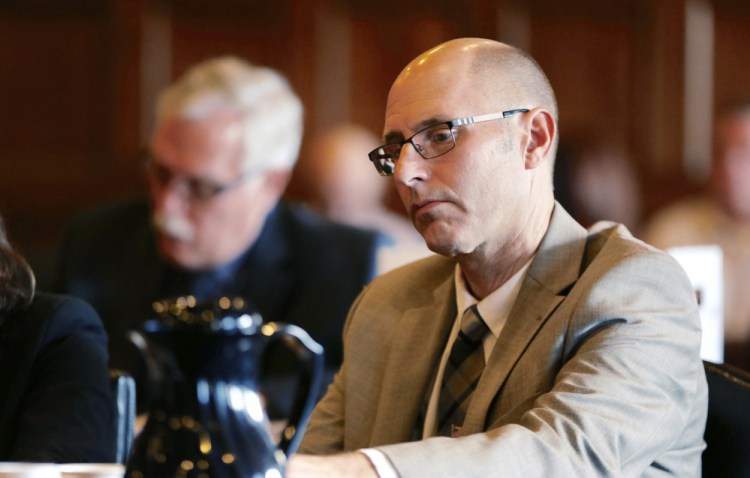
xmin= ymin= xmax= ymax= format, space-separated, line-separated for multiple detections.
xmin=418 ymin=222 xmax=454 ymax=254
xmin=422 ymin=234 xmax=460 ymax=258
xmin=157 ymin=237 xmax=200 ymax=270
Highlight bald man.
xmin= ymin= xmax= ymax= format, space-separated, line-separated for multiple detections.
xmin=288 ymin=39 xmax=707 ymax=477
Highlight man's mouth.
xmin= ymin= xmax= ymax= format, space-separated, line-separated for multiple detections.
xmin=411 ymin=199 xmax=443 ymax=218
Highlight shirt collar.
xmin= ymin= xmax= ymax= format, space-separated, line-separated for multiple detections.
xmin=454 ymin=258 xmax=533 ymax=339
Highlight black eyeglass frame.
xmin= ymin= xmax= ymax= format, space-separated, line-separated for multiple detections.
xmin=141 ymin=152 xmax=254 ymax=203
xmin=367 ymin=108 xmax=530 ymax=176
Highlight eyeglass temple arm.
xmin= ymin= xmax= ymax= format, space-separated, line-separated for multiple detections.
xmin=452 ymin=109 xmax=530 ymax=127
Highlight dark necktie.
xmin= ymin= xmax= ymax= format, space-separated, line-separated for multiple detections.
xmin=436 ymin=304 xmax=490 ymax=437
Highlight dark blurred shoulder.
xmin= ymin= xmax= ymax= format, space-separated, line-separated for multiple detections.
xmin=19 ymin=292 xmax=107 ymax=344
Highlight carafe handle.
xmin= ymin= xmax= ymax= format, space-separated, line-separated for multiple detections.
xmin=265 ymin=322 xmax=324 ymax=455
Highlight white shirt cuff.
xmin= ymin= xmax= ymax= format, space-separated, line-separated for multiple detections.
xmin=359 ymin=448 xmax=400 ymax=478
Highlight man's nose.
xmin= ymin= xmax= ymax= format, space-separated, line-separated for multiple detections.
xmin=150 ymin=178 xmax=189 ymax=214
xmin=394 ymin=142 xmax=429 ymax=185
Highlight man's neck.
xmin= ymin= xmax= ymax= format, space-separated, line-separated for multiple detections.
xmin=458 ymin=201 xmax=553 ymax=300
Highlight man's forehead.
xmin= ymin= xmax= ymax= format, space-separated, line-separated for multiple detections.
xmin=381 ymin=114 xmax=452 ymax=143
xmin=382 ymin=82 xmax=490 ymax=142
xmin=151 ymin=115 xmax=246 ymax=174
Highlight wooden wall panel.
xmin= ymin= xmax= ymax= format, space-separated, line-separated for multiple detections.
xmin=346 ymin=15 xmax=463 ymax=135
xmin=343 ymin=1 xmax=487 ymax=135
xmin=168 ymin=0 xmax=317 ymax=135
xmin=531 ymin=16 xmax=636 ymax=147
xmin=528 ymin=0 xmax=691 ymax=219
xmin=0 ymin=0 xmax=747 ymax=272
xmin=170 ymin=2 xmax=295 ymax=75
xmin=0 ymin=17 xmax=106 ymax=175
xmin=714 ymin=6 xmax=750 ymax=110
xmin=0 ymin=7 xmax=116 ymax=253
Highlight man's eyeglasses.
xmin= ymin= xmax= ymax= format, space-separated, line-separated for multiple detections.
xmin=142 ymin=153 xmax=252 ymax=203
xmin=367 ymin=109 xmax=529 ymax=176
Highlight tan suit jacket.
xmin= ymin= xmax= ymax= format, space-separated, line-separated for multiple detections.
xmin=300 ymin=204 xmax=708 ymax=477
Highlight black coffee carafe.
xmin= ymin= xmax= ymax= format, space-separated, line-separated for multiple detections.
xmin=125 ymin=296 xmax=324 ymax=477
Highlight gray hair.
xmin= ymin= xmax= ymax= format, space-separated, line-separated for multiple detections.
xmin=156 ymin=56 xmax=304 ymax=171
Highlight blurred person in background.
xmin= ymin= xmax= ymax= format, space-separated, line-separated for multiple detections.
xmin=0 ymin=216 xmax=114 ymax=462
xmin=642 ymin=100 xmax=750 ymax=371
xmin=291 ymin=123 xmax=432 ymax=274
xmin=554 ymin=140 xmax=642 ymax=233
xmin=54 ymin=57 xmax=381 ymax=414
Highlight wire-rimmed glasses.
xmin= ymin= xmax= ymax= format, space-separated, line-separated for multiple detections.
xmin=142 ymin=152 xmax=252 ymax=203
xmin=367 ymin=108 xmax=529 ymax=176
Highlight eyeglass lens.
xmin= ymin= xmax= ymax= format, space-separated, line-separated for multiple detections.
xmin=370 ymin=124 xmax=456 ymax=176
xmin=144 ymin=160 xmax=230 ymax=201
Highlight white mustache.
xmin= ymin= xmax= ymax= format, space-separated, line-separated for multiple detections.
xmin=152 ymin=211 xmax=195 ymax=242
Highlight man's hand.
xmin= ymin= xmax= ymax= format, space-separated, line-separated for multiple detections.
xmin=286 ymin=452 xmax=378 ymax=478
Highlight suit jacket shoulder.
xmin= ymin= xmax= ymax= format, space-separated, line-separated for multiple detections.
xmin=0 ymin=293 xmax=114 ymax=462
xmin=267 ymin=203 xmax=382 ymax=364
xmin=282 ymin=203 xmax=380 ymax=288
xmin=59 ymin=198 xmax=153 ymax=263
xmin=55 ymin=198 xmax=161 ymax=313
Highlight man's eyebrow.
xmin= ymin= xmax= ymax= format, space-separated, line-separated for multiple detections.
xmin=382 ymin=131 xmax=404 ymax=144
xmin=381 ymin=115 xmax=453 ymax=144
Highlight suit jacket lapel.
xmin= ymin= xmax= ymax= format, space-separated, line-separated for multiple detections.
xmin=462 ymin=204 xmax=588 ymax=434
xmin=369 ymin=264 xmax=457 ymax=445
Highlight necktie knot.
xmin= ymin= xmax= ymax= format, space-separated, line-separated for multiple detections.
xmin=459 ymin=304 xmax=489 ymax=343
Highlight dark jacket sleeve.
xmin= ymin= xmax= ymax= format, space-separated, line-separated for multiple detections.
xmin=0 ymin=293 xmax=115 ymax=463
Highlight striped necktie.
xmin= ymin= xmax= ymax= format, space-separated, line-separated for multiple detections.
xmin=437 ymin=304 xmax=490 ymax=437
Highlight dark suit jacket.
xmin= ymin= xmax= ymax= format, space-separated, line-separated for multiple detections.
xmin=55 ymin=198 xmax=381 ymax=413
xmin=301 ymin=204 xmax=708 ymax=477
xmin=0 ymin=293 xmax=114 ymax=462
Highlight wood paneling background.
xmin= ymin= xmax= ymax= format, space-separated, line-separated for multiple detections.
xmin=1 ymin=0 xmax=748 ymax=281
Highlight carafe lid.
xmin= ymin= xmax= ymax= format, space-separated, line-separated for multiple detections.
xmin=143 ymin=295 xmax=269 ymax=336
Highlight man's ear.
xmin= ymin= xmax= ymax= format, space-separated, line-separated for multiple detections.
xmin=523 ymin=108 xmax=556 ymax=170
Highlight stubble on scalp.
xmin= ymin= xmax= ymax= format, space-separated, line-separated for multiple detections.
xmin=463 ymin=42 xmax=559 ymax=174
xmin=468 ymin=42 xmax=558 ymax=122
